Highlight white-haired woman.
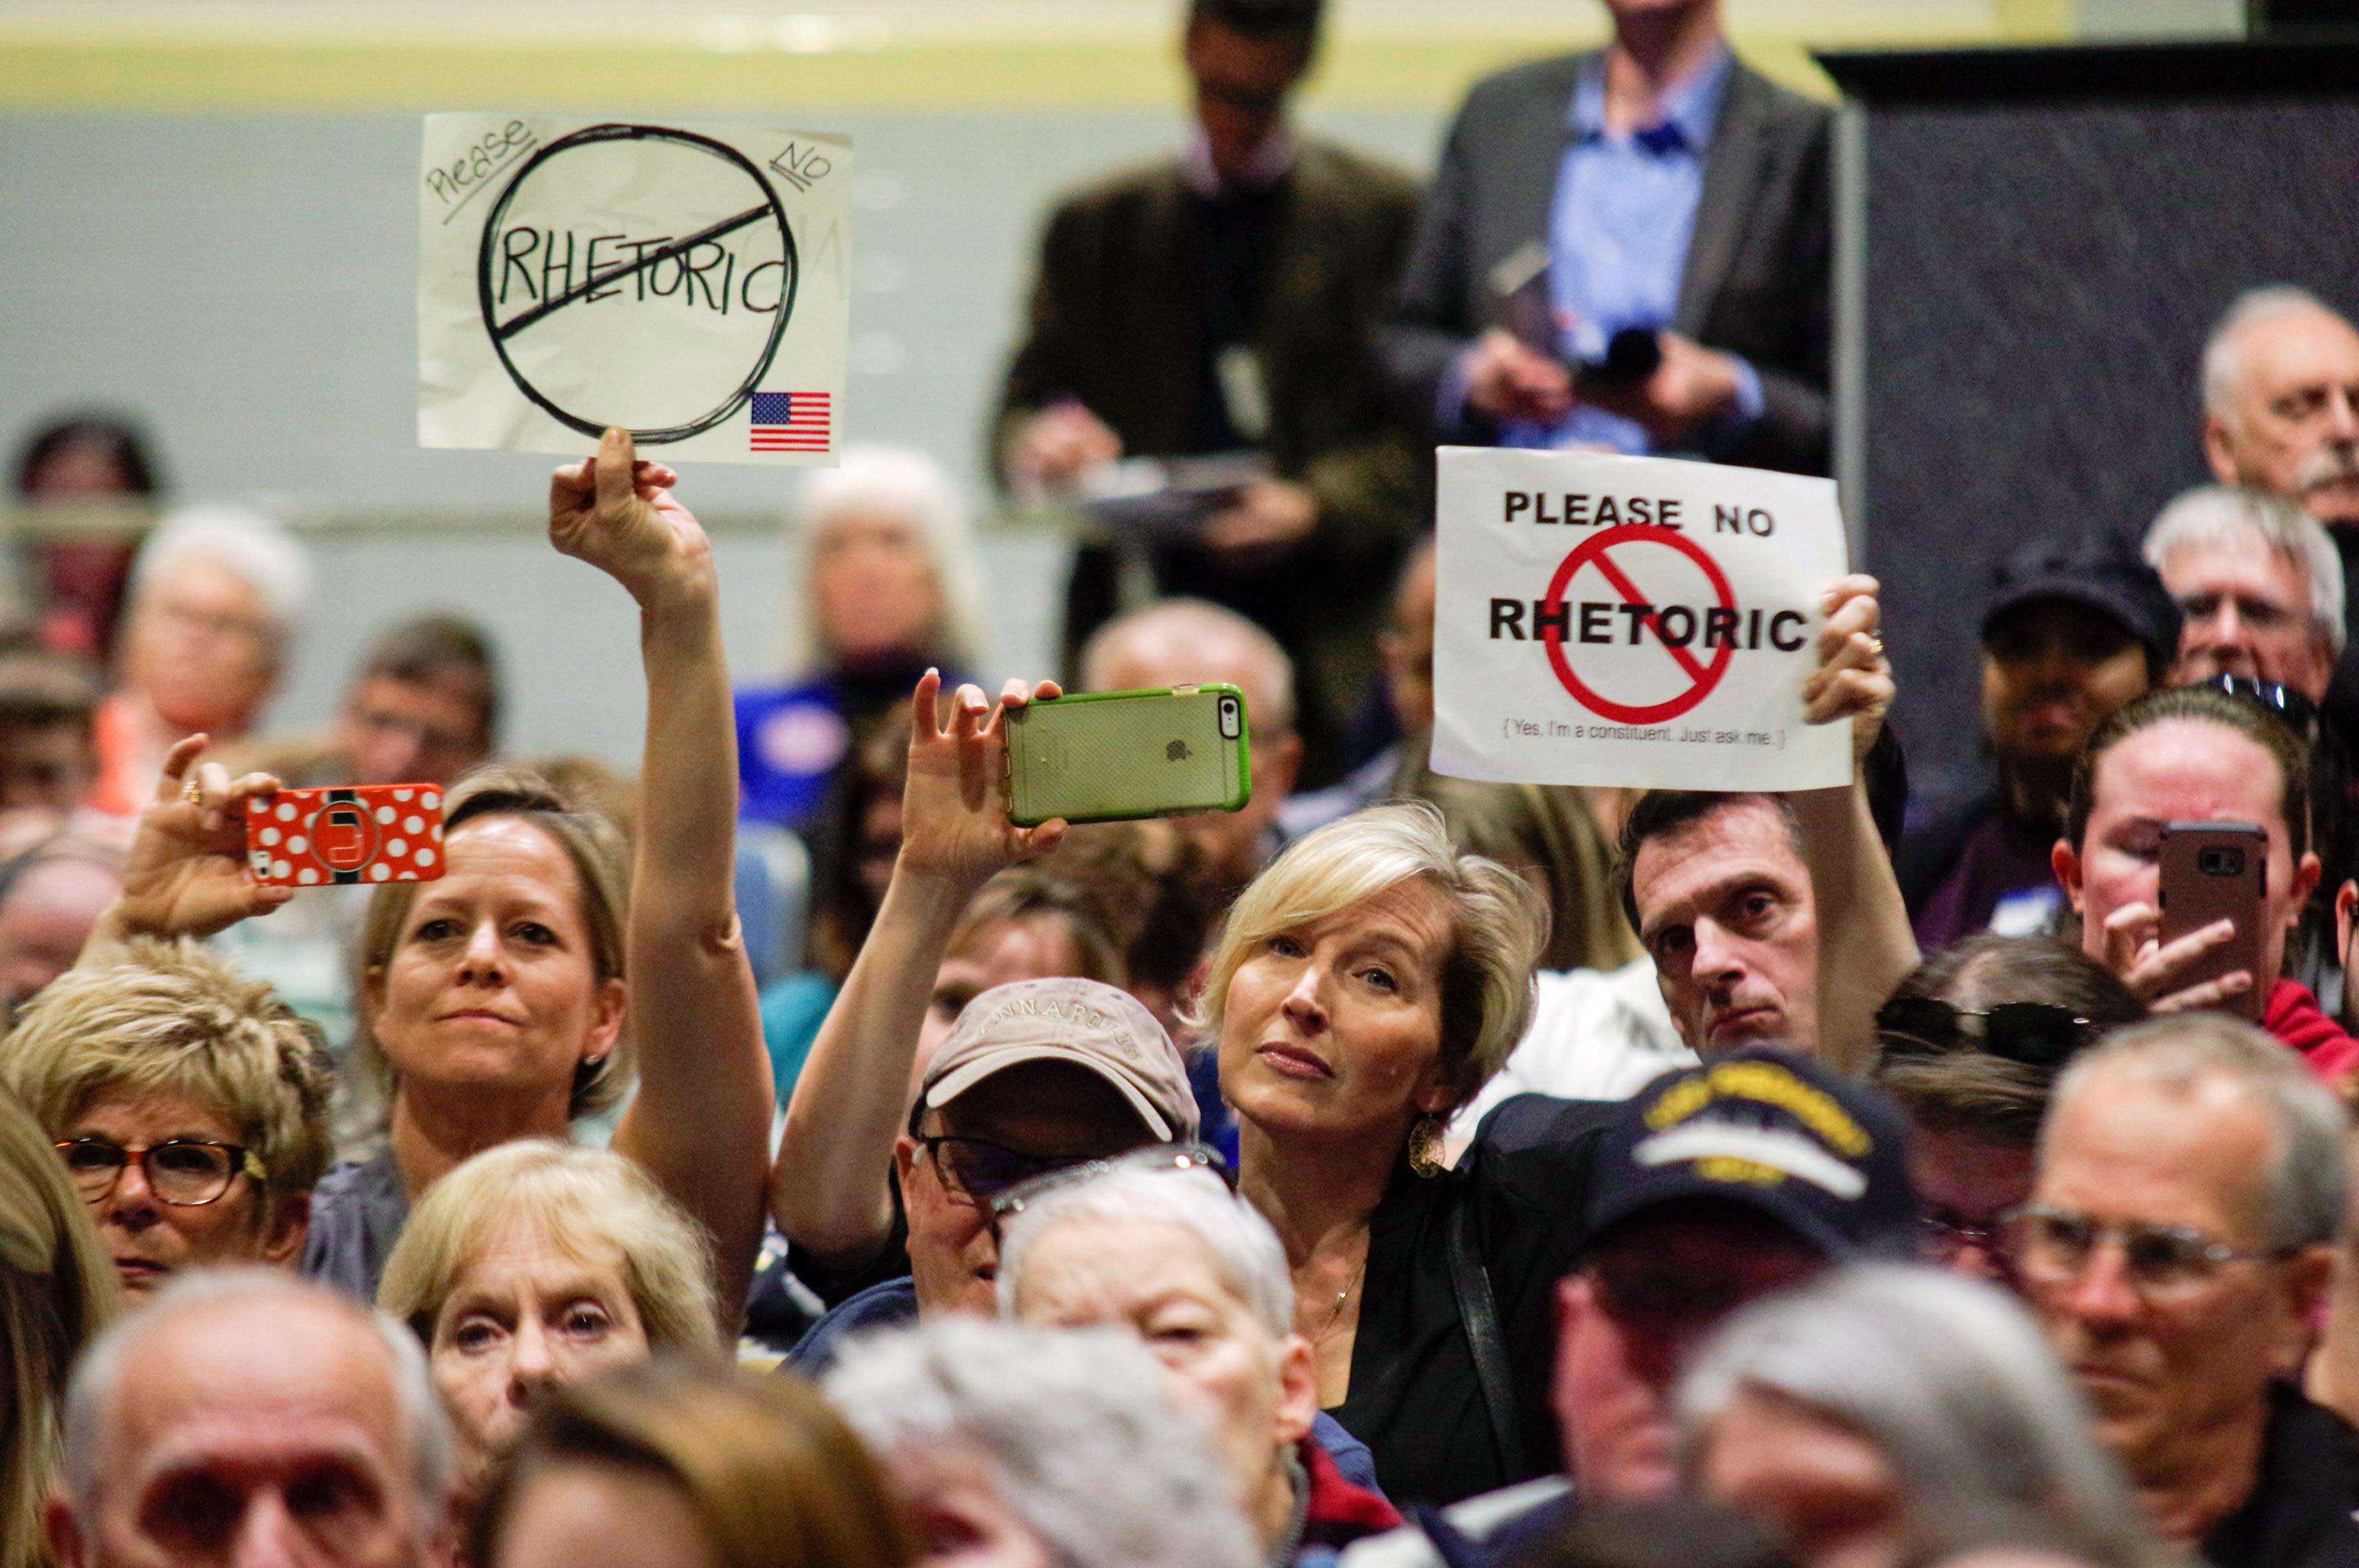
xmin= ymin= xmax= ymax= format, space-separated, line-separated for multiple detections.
xmin=93 ymin=503 xmax=311 ymax=816
xmin=735 ymin=445 xmax=983 ymax=829
xmin=1678 ymin=1264 xmax=2168 ymax=1568
xmin=995 ymin=1158 xmax=1400 ymax=1565
xmin=377 ymin=1139 xmax=722 ymax=1524
xmin=824 ymin=1315 xmax=1260 ymax=1568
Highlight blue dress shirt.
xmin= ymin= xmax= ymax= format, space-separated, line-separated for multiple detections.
xmin=1498 ymin=44 xmax=1763 ymax=454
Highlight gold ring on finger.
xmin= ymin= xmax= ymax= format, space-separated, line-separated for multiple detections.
xmin=182 ymin=780 xmax=205 ymax=807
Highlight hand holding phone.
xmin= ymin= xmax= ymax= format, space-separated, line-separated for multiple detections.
xmin=2157 ymin=821 xmax=2267 ymax=1022
xmin=1004 ymin=686 xmax=1252 ymax=827
xmin=244 ymin=785 xmax=447 ymax=889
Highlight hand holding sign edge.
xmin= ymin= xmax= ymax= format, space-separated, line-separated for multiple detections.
xmin=1804 ymin=573 xmax=1891 ymax=768
xmin=549 ymin=427 xmax=716 ymax=612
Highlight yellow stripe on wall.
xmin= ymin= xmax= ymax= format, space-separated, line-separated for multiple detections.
xmin=0 ymin=7 xmax=2083 ymax=114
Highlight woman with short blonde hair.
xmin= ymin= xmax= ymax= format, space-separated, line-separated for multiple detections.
xmin=378 ymin=1139 xmax=719 ymax=1350
xmin=1 ymin=937 xmax=332 ymax=1299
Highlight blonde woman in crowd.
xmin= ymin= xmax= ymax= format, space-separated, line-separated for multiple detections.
xmin=377 ymin=1139 xmax=723 ymax=1524
xmin=0 ymin=937 xmax=332 ymax=1300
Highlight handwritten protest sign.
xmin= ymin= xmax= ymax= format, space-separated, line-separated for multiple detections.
xmin=1430 ymin=447 xmax=1851 ymax=792
xmin=417 ymin=115 xmax=850 ymax=466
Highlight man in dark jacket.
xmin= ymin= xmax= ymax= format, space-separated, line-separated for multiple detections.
xmin=994 ymin=0 xmax=1423 ymax=784
xmin=2020 ymin=1015 xmax=2359 ymax=1567
xmin=1381 ymin=0 xmax=1829 ymax=476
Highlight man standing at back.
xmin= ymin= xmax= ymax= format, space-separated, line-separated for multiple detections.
xmin=1383 ymin=0 xmax=1829 ymax=474
xmin=995 ymin=0 xmax=1423 ymax=786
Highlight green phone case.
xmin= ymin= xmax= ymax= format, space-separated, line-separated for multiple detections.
xmin=1004 ymin=685 xmax=1253 ymax=826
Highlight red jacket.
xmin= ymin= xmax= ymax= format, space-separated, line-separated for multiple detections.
xmin=2264 ymin=978 xmax=2359 ymax=1084
xmin=1299 ymin=1435 xmax=1401 ymax=1559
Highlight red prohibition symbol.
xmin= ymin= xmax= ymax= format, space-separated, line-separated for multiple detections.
xmin=1541 ymin=524 xmax=1738 ymax=724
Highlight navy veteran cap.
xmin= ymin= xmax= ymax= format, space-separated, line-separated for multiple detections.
xmin=1584 ymin=1049 xmax=1918 ymax=1259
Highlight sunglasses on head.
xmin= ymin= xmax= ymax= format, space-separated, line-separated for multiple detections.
xmin=2195 ymin=674 xmax=2319 ymax=739
xmin=1875 ymin=996 xmax=2097 ymax=1068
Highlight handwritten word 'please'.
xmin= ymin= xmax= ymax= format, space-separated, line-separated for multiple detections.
xmin=426 ymin=121 xmax=535 ymax=207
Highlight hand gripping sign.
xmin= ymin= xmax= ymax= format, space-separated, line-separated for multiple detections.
xmin=1430 ymin=447 xmax=1851 ymax=792
xmin=417 ymin=115 xmax=850 ymax=466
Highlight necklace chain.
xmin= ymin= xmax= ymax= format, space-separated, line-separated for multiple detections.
xmin=1315 ymin=1255 xmax=1370 ymax=1343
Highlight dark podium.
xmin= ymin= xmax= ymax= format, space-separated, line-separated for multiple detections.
xmin=1814 ymin=38 xmax=2359 ymax=807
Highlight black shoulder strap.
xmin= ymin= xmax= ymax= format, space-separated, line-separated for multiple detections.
xmin=1447 ymin=1194 xmax=1527 ymax=1482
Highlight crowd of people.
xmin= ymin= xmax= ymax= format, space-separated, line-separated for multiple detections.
xmin=10 ymin=0 xmax=2359 ymax=1566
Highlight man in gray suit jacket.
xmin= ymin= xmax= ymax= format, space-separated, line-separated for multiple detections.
xmin=1382 ymin=0 xmax=1829 ymax=476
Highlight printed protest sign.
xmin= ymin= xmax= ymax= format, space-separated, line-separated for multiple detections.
xmin=1430 ymin=447 xmax=1851 ymax=792
xmin=417 ymin=115 xmax=850 ymax=466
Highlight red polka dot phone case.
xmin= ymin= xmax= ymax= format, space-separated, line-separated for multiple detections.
xmin=242 ymin=785 xmax=448 ymax=887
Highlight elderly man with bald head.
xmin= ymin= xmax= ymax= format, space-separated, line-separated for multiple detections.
xmin=1080 ymin=597 xmax=1304 ymax=898
xmin=2204 ymin=288 xmax=2359 ymax=532
xmin=47 ymin=1269 xmax=455 ymax=1568
xmin=2200 ymin=290 xmax=2359 ymax=714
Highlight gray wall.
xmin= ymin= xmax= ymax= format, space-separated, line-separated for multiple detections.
xmin=1857 ymin=90 xmax=2359 ymax=807
xmin=1 ymin=104 xmax=1443 ymax=767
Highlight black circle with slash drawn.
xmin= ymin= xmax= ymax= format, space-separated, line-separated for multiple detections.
xmin=474 ymin=123 xmax=800 ymax=443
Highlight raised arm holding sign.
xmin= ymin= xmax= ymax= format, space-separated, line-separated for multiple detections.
xmin=1436 ymin=447 xmax=1913 ymax=1072
xmin=1794 ymin=573 xmax=1916 ymax=1074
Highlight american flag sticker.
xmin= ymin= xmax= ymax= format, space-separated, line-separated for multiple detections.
xmin=749 ymin=391 xmax=832 ymax=452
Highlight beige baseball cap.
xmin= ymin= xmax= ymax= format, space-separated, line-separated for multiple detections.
xmin=918 ymin=977 xmax=1200 ymax=1142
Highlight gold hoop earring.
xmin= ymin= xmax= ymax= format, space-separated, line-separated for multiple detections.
xmin=1407 ymin=1114 xmax=1446 ymax=1179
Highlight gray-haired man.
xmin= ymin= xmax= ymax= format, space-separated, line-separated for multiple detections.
xmin=2015 ymin=1015 xmax=2359 ymax=1567
xmin=2202 ymin=287 xmax=2359 ymax=535
xmin=2143 ymin=484 xmax=2345 ymax=705
xmin=2197 ymin=288 xmax=2359 ymax=739
xmin=47 ymin=1269 xmax=454 ymax=1568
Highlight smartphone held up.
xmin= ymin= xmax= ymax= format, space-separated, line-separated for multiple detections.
xmin=243 ymin=784 xmax=448 ymax=889
xmin=1005 ymin=685 xmax=1252 ymax=827
xmin=2157 ymin=820 xmax=2267 ymax=1023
